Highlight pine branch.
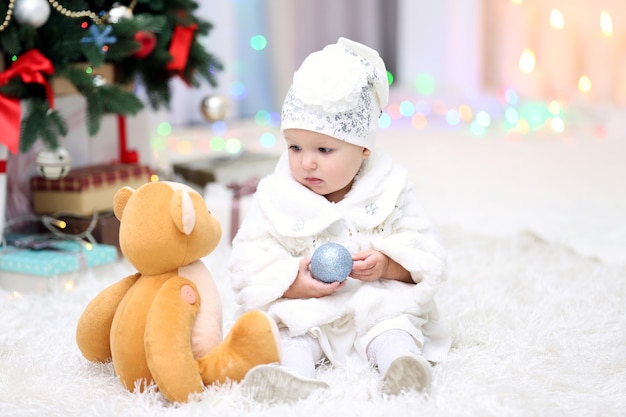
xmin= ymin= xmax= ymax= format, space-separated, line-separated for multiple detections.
xmin=19 ymin=99 xmax=68 ymax=152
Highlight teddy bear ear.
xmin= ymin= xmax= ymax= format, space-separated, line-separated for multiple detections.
xmin=113 ymin=186 xmax=135 ymax=221
xmin=170 ymin=189 xmax=196 ymax=235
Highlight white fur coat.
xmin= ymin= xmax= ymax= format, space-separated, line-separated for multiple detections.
xmin=228 ymin=149 xmax=449 ymax=364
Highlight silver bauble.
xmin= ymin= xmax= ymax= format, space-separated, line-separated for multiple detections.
xmin=107 ymin=4 xmax=133 ymax=24
xmin=200 ymin=95 xmax=228 ymax=122
xmin=14 ymin=0 xmax=51 ymax=28
xmin=36 ymin=146 xmax=72 ymax=180
xmin=310 ymin=243 xmax=352 ymax=283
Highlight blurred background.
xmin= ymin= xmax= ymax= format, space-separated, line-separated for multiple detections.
xmin=119 ymin=0 xmax=626 ymax=171
xmin=3 ymin=0 xmax=625 ymax=271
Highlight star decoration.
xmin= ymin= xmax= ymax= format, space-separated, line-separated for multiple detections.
xmin=81 ymin=25 xmax=117 ymax=51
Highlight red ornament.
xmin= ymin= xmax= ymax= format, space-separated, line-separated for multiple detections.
xmin=133 ymin=31 xmax=157 ymax=58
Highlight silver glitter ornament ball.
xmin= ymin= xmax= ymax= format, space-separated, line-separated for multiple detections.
xmin=310 ymin=242 xmax=352 ymax=283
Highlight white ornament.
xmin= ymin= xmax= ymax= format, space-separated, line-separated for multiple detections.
xmin=200 ymin=95 xmax=228 ymax=122
xmin=107 ymin=4 xmax=133 ymax=24
xmin=36 ymin=146 xmax=72 ymax=180
xmin=14 ymin=0 xmax=51 ymax=28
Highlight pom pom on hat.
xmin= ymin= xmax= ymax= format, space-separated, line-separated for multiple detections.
xmin=281 ymin=37 xmax=389 ymax=149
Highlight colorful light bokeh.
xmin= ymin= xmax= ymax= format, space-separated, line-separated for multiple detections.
xmin=250 ymin=35 xmax=267 ymax=51
xmin=230 ymin=81 xmax=247 ymax=99
xmin=414 ymin=73 xmax=436 ymax=95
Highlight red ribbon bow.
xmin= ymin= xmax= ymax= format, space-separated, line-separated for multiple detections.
xmin=0 ymin=49 xmax=55 ymax=154
xmin=166 ymin=23 xmax=198 ymax=85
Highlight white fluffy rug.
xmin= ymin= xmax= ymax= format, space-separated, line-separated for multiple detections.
xmin=1 ymin=225 xmax=625 ymax=417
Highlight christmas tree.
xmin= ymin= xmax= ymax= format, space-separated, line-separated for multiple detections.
xmin=0 ymin=0 xmax=222 ymax=154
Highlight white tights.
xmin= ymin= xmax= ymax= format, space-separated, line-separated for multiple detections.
xmin=279 ymin=328 xmax=324 ymax=379
xmin=279 ymin=328 xmax=421 ymax=378
xmin=365 ymin=329 xmax=422 ymax=375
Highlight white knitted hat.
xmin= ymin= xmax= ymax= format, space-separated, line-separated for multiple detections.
xmin=281 ymin=37 xmax=389 ymax=149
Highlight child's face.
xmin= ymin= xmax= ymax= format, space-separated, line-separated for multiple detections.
xmin=284 ymin=129 xmax=370 ymax=203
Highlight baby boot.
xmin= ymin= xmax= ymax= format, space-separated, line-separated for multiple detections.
xmin=242 ymin=364 xmax=329 ymax=403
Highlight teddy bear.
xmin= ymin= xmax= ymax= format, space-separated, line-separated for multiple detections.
xmin=76 ymin=181 xmax=280 ymax=403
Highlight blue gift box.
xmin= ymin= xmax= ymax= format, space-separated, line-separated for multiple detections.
xmin=0 ymin=237 xmax=118 ymax=293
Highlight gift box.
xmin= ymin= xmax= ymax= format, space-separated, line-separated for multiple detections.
xmin=0 ymin=236 xmax=118 ymax=293
xmin=56 ymin=211 xmax=121 ymax=253
xmin=173 ymin=152 xmax=277 ymax=188
xmin=204 ymin=181 xmax=256 ymax=247
xmin=31 ymin=164 xmax=153 ymax=215
xmin=51 ymin=63 xmax=132 ymax=96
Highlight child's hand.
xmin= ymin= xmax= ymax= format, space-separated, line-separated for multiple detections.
xmin=350 ymin=250 xmax=388 ymax=282
xmin=351 ymin=250 xmax=414 ymax=283
xmin=283 ymin=257 xmax=346 ymax=299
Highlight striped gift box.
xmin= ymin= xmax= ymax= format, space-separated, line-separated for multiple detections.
xmin=30 ymin=164 xmax=153 ymax=215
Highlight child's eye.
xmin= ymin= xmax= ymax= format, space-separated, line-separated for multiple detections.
xmin=318 ymin=147 xmax=332 ymax=153
xmin=289 ymin=145 xmax=301 ymax=151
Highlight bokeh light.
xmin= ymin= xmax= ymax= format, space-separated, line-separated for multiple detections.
xmin=157 ymin=122 xmax=172 ymax=136
xmin=505 ymin=107 xmax=519 ymax=124
xmin=399 ymin=100 xmax=415 ymax=117
xmin=548 ymin=100 xmax=561 ymax=115
xmin=260 ymin=132 xmax=276 ymax=148
xmin=210 ymin=136 xmax=225 ymax=151
xmin=550 ymin=116 xmax=565 ymax=133
xmin=250 ymin=35 xmax=267 ymax=50
xmin=197 ymin=138 xmax=212 ymax=152
xmin=415 ymin=73 xmax=436 ymax=95
xmin=151 ymin=135 xmax=166 ymax=151
xmin=255 ymin=110 xmax=272 ymax=126
xmin=504 ymin=88 xmax=519 ymax=105
xmin=578 ymin=75 xmax=592 ymax=94
xmin=415 ymin=100 xmax=432 ymax=116
xmin=225 ymin=137 xmax=242 ymax=154
xmin=411 ymin=113 xmax=428 ymax=130
xmin=470 ymin=122 xmax=486 ymax=136
xmin=458 ymin=104 xmax=473 ymax=122
xmin=230 ymin=81 xmax=247 ymax=99
xmin=269 ymin=111 xmax=281 ymax=126
xmin=177 ymin=140 xmax=194 ymax=155
xmin=549 ymin=9 xmax=564 ymax=29
xmin=600 ymin=10 xmax=613 ymax=37
xmin=475 ymin=110 xmax=491 ymax=128
xmin=378 ymin=112 xmax=392 ymax=129
xmin=386 ymin=103 xmax=403 ymax=120
xmin=519 ymin=48 xmax=536 ymax=73
xmin=211 ymin=121 xmax=228 ymax=135
xmin=519 ymin=102 xmax=551 ymax=130
xmin=445 ymin=109 xmax=461 ymax=126
xmin=432 ymin=100 xmax=447 ymax=116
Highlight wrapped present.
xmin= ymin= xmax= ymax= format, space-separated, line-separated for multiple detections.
xmin=173 ymin=152 xmax=277 ymax=188
xmin=56 ymin=211 xmax=121 ymax=254
xmin=204 ymin=180 xmax=257 ymax=247
xmin=0 ymin=235 xmax=118 ymax=293
xmin=31 ymin=164 xmax=153 ymax=215
xmin=51 ymin=63 xmax=132 ymax=96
